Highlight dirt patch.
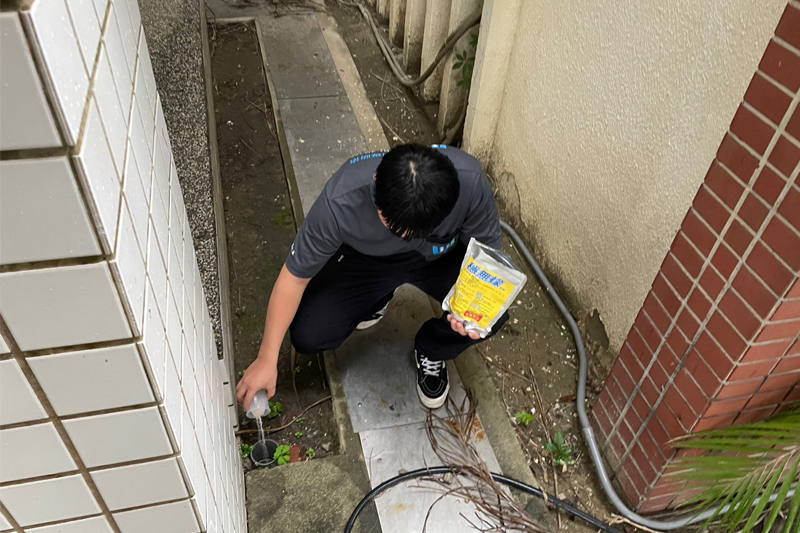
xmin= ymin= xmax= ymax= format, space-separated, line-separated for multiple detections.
xmin=480 ymin=239 xmax=624 ymax=532
xmin=327 ymin=1 xmax=441 ymax=147
xmin=209 ymin=21 xmax=337 ymax=470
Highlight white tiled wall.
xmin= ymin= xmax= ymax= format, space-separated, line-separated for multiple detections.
xmin=0 ymin=1 xmax=245 ymax=532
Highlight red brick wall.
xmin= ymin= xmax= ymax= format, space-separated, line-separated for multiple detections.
xmin=592 ymin=2 xmax=800 ymax=512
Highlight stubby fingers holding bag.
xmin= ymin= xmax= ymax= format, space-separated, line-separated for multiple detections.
xmin=443 ymin=238 xmax=528 ymax=338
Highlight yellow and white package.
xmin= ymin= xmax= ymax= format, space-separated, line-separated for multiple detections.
xmin=443 ymin=238 xmax=527 ymax=338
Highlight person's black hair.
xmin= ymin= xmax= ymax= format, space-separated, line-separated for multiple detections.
xmin=374 ymin=144 xmax=460 ymax=240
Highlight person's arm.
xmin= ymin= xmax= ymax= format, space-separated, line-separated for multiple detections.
xmin=459 ymin=171 xmax=502 ymax=249
xmin=236 ymin=265 xmax=310 ymax=410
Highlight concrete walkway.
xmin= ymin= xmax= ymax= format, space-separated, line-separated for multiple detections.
xmin=205 ymin=3 xmax=551 ymax=531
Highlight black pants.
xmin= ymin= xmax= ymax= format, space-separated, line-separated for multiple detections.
xmin=290 ymin=242 xmax=509 ymax=361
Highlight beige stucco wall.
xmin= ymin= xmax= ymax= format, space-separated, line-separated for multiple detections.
xmin=483 ymin=0 xmax=787 ymax=351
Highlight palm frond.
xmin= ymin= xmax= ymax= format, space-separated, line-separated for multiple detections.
xmin=670 ymin=404 xmax=800 ymax=533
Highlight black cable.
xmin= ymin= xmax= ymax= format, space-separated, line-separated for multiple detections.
xmin=344 ymin=466 xmax=626 ymax=533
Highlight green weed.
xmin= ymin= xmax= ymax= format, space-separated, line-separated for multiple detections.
xmin=514 ymin=411 xmax=534 ymax=426
xmin=545 ymin=432 xmax=575 ymax=472
xmin=274 ymin=444 xmax=291 ymax=466
xmin=240 ymin=443 xmax=254 ymax=459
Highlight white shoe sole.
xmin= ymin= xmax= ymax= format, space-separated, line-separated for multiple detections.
xmin=356 ymin=315 xmax=384 ymax=330
xmin=417 ymin=379 xmax=450 ymax=409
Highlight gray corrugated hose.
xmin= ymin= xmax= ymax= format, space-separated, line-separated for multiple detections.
xmin=500 ymin=220 xmax=792 ymax=530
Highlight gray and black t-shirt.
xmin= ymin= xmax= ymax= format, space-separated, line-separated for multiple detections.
xmin=285 ymin=146 xmax=502 ymax=279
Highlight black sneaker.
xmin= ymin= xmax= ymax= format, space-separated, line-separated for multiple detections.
xmin=356 ymin=301 xmax=390 ymax=330
xmin=415 ymin=350 xmax=449 ymax=409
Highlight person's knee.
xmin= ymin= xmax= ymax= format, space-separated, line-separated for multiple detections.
xmin=289 ymin=315 xmax=346 ymax=354
xmin=289 ymin=319 xmax=321 ymax=354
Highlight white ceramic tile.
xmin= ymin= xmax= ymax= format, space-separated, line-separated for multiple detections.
xmin=63 ymin=407 xmax=172 ymax=468
xmin=137 ymin=31 xmax=157 ymax=110
xmin=92 ymin=458 xmax=188 ymax=511
xmin=147 ymin=220 xmax=168 ymax=316
xmin=104 ymin=9 xmax=133 ymax=126
xmin=115 ymin=203 xmax=146 ymax=333
xmin=184 ymin=228 xmax=196 ymax=277
xmin=0 ymin=263 xmax=130 ymax=351
xmin=142 ymin=282 xmax=167 ymax=399
xmin=207 ymin=446 xmax=216 ymax=500
xmin=75 ymin=99 xmax=120 ymax=252
xmin=0 ymin=360 xmax=47 ymax=425
xmin=126 ymin=0 xmax=140 ymax=33
xmin=0 ymin=423 xmax=76 ymax=482
xmin=0 ymin=157 xmax=100 ymax=265
xmin=0 ymin=512 xmax=9 ymax=530
xmin=134 ymin=63 xmax=156 ymax=158
xmin=171 ymin=166 xmax=186 ymax=231
xmin=183 ymin=365 xmax=195 ymax=428
xmin=164 ymin=354 xmax=183 ymax=447
xmin=195 ymin=405 xmax=207 ymax=464
xmin=28 ymin=516 xmax=114 ymax=533
xmin=169 ymin=200 xmax=184 ymax=274
xmin=112 ymin=0 xmax=137 ymax=78
xmin=181 ymin=332 xmax=194 ymax=382
xmin=196 ymin=367 xmax=208 ymax=423
xmin=168 ymin=243 xmax=184 ymax=317
xmin=193 ymin=483 xmax=207 ymax=530
xmin=114 ymin=500 xmax=199 ymax=533
xmin=222 ymin=505 xmax=231 ymax=533
xmin=184 ymin=321 xmax=196 ymax=378
xmin=0 ymin=475 xmax=99 ymax=527
xmin=29 ymin=344 xmax=153 ymax=416
xmin=91 ymin=0 xmax=108 ymax=25
xmin=184 ymin=262 xmax=196 ymax=323
xmin=155 ymin=98 xmax=171 ymax=156
xmin=197 ymin=280 xmax=207 ymax=344
xmin=130 ymin=96 xmax=154 ymax=195
xmin=123 ymin=145 xmax=148 ymax=257
xmin=152 ymin=128 xmax=170 ymax=217
xmin=180 ymin=399 xmax=195 ymax=477
xmin=64 ymin=0 xmax=101 ymax=76
xmin=0 ymin=334 xmax=8 ymax=354
xmin=167 ymin=291 xmax=182 ymax=363
xmin=28 ymin=0 xmax=89 ymax=145
xmin=0 ymin=13 xmax=61 ymax=150
xmin=150 ymin=181 xmax=170 ymax=257
xmin=94 ymin=46 xmax=127 ymax=175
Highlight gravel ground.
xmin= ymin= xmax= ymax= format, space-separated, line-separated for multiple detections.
xmin=140 ymin=0 xmax=223 ymax=355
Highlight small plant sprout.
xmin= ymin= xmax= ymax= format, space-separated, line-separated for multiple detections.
xmin=296 ymin=417 xmax=306 ymax=424
xmin=545 ymin=432 xmax=575 ymax=472
xmin=235 ymin=305 xmax=246 ymax=317
xmin=274 ymin=445 xmax=291 ymax=466
xmin=514 ymin=411 xmax=534 ymax=426
xmin=266 ymin=401 xmax=282 ymax=420
xmin=295 ymin=366 xmax=301 ymax=374
xmin=305 ymin=448 xmax=316 ymax=460
xmin=240 ymin=443 xmax=254 ymax=459
xmin=238 ymin=369 xmax=245 ymax=379
xmin=295 ymin=431 xmax=303 ymax=439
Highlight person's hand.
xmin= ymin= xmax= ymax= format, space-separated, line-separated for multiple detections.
xmin=236 ymin=356 xmax=278 ymax=411
xmin=446 ymin=314 xmax=481 ymax=340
